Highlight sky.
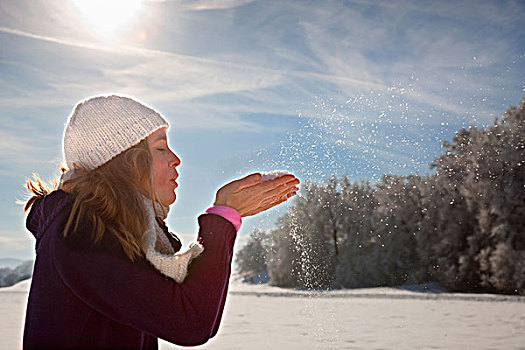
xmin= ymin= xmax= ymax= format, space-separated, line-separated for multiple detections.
xmin=0 ymin=0 xmax=524 ymax=260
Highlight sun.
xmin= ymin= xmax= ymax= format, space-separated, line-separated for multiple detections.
xmin=72 ymin=0 xmax=143 ymax=40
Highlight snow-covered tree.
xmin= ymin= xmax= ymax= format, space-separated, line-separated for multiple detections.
xmin=236 ymin=229 xmax=269 ymax=279
xmin=334 ymin=178 xmax=379 ymax=288
xmin=242 ymin=97 xmax=524 ymax=295
xmin=267 ymin=213 xmax=302 ymax=287
xmin=430 ymin=97 xmax=525 ymax=294
xmin=276 ymin=180 xmax=340 ymax=289
xmin=373 ymin=175 xmax=426 ymax=285
xmin=0 ymin=260 xmax=33 ymax=287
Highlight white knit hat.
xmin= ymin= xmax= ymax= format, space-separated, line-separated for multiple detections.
xmin=63 ymin=95 xmax=169 ymax=170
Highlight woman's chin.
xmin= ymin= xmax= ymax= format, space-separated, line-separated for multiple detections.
xmin=161 ymin=192 xmax=176 ymax=206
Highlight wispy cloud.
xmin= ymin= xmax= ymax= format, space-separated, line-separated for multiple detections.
xmin=2 ymin=0 xmax=523 ymax=107
xmin=0 ymin=25 xmax=386 ymax=93
xmin=0 ymin=25 xmax=393 ymax=132
xmin=0 ymin=131 xmax=42 ymax=155
xmin=291 ymin=1 xmax=522 ymax=120
xmin=0 ymin=235 xmax=32 ymax=251
xmin=153 ymin=0 xmax=256 ymax=11
xmin=1 ymin=0 xmax=523 ymax=260
xmin=0 ymin=26 xmax=110 ymax=53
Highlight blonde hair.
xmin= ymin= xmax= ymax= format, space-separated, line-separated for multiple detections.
xmin=24 ymin=139 xmax=158 ymax=261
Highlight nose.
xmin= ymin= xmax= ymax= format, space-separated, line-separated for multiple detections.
xmin=170 ymin=151 xmax=181 ymax=168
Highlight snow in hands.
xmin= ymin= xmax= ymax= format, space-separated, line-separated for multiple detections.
xmin=260 ymin=170 xmax=292 ymax=182
xmin=259 ymin=170 xmax=296 ymax=204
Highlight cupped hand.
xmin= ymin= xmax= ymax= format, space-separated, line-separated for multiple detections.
xmin=214 ymin=173 xmax=300 ymax=217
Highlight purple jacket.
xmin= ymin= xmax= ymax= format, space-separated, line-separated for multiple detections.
xmin=23 ymin=190 xmax=237 ymax=349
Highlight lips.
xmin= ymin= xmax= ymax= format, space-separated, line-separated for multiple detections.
xmin=170 ymin=174 xmax=178 ymax=188
xmin=169 ymin=171 xmax=179 ymax=188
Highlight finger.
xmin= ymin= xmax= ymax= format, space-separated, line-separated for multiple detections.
xmin=262 ymin=182 xmax=299 ymax=200
xmin=260 ymin=186 xmax=298 ymax=207
xmin=252 ymin=193 xmax=293 ymax=215
xmin=233 ymin=173 xmax=263 ymax=191
xmin=244 ymin=189 xmax=298 ymax=216
xmin=269 ymin=185 xmax=298 ymax=204
xmin=259 ymin=175 xmax=300 ymax=192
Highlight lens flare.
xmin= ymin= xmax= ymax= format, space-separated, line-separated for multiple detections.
xmin=72 ymin=0 xmax=143 ymax=40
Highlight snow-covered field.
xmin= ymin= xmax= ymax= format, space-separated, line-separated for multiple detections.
xmin=1 ymin=279 xmax=524 ymax=349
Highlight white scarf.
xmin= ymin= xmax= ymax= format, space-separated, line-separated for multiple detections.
xmin=141 ymin=196 xmax=204 ymax=283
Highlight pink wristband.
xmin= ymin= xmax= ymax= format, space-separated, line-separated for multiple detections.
xmin=205 ymin=205 xmax=242 ymax=232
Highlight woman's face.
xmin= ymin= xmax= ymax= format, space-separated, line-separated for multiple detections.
xmin=146 ymin=127 xmax=181 ymax=206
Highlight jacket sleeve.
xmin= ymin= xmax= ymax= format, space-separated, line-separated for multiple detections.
xmin=51 ymin=213 xmax=236 ymax=346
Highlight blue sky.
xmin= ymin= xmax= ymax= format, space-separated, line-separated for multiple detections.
xmin=0 ymin=0 xmax=523 ymax=260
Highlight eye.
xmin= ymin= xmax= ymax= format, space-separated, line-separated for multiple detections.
xmin=156 ymin=148 xmax=166 ymax=152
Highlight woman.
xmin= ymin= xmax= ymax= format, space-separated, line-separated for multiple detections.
xmin=23 ymin=95 xmax=299 ymax=349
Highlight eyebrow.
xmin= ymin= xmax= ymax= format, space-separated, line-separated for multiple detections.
xmin=151 ymin=134 xmax=167 ymax=142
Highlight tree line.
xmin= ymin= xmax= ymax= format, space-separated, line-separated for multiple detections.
xmin=0 ymin=261 xmax=33 ymax=287
xmin=236 ymin=97 xmax=525 ymax=295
